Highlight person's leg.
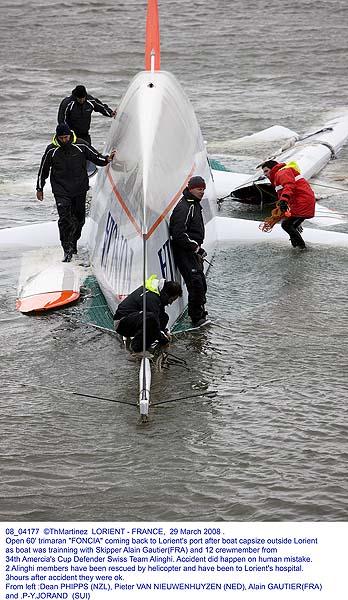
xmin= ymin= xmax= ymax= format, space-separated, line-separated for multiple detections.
xmin=75 ymin=133 xmax=91 ymax=144
xmin=115 ymin=312 xmax=158 ymax=352
xmin=295 ymin=219 xmax=304 ymax=234
xmin=129 ymin=314 xmax=159 ymax=352
xmin=70 ymin=194 xmax=87 ymax=253
xmin=292 ymin=218 xmax=306 ymax=248
xmin=281 ymin=218 xmax=306 ymax=248
xmin=190 ymin=267 xmax=207 ymax=324
xmin=115 ymin=313 xmax=141 ymax=338
xmin=293 ymin=217 xmax=305 ymax=231
xmin=55 ymin=195 xmax=74 ymax=258
xmin=174 ymin=250 xmax=206 ymax=324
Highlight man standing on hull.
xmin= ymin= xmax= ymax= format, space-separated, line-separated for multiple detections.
xmin=36 ymin=123 xmax=115 ymax=262
xmin=57 ymin=85 xmax=116 ymax=144
xmin=169 ymin=176 xmax=208 ymax=328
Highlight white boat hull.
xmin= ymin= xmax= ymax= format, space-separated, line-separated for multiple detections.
xmin=88 ymin=70 xmax=218 ymax=326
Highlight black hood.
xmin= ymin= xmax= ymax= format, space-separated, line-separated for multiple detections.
xmin=183 ymin=187 xmax=201 ymax=202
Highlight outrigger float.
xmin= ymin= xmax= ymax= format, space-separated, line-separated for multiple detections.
xmin=220 ymin=116 xmax=348 ymax=207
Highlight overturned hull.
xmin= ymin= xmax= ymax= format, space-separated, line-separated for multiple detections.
xmin=87 ymin=70 xmax=218 ymax=326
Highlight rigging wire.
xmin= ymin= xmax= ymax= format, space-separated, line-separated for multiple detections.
xmin=153 ymin=390 xmax=217 ymax=406
xmin=310 ymin=181 xmax=348 ymax=193
xmin=15 ymin=382 xmax=137 ymax=406
xmin=12 ymin=382 xmax=217 ymax=408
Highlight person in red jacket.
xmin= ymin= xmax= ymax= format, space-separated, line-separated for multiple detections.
xmin=261 ymin=160 xmax=316 ymax=249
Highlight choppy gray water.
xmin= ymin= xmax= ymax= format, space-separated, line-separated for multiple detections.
xmin=0 ymin=0 xmax=347 ymax=521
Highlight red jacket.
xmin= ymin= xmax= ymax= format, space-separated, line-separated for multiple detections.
xmin=269 ymin=162 xmax=316 ymax=218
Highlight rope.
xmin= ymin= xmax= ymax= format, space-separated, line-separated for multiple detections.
xmin=259 ymin=202 xmax=289 ymax=232
xmin=217 ymin=174 xmax=266 ymax=206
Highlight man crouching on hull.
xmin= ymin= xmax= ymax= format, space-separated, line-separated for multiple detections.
xmin=169 ymin=176 xmax=208 ymax=328
xmin=36 ymin=123 xmax=115 ymax=262
xmin=113 ymin=276 xmax=182 ymax=356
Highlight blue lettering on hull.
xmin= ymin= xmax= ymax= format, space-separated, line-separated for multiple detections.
xmin=101 ymin=212 xmax=134 ymax=297
xmin=158 ymin=238 xmax=175 ymax=280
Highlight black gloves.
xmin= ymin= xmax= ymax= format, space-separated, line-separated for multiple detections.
xmin=197 ymin=247 xmax=207 ymax=259
xmin=278 ymin=200 xmax=289 ymax=212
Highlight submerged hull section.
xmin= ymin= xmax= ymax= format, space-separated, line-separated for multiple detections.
xmin=88 ymin=70 xmax=217 ymax=325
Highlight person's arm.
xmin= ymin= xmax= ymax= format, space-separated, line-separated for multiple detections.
xmin=158 ymin=309 xmax=171 ymax=346
xmin=36 ymin=147 xmax=53 ymax=201
xmin=158 ymin=303 xmax=170 ymax=331
xmin=145 ymin=294 xmax=164 ymax=335
xmin=91 ymin=96 xmax=116 ymax=117
xmin=276 ymin=169 xmax=296 ymax=209
xmin=169 ymin=203 xmax=200 ymax=252
xmin=80 ymin=141 xmax=116 ymax=166
xmin=144 ymin=294 xmax=171 ymax=346
xmin=57 ymin=97 xmax=72 ymax=126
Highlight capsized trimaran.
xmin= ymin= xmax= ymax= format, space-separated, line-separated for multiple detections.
xmin=88 ymin=8 xmax=217 ymax=325
xmin=2 ymin=0 xmax=348 ymax=420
